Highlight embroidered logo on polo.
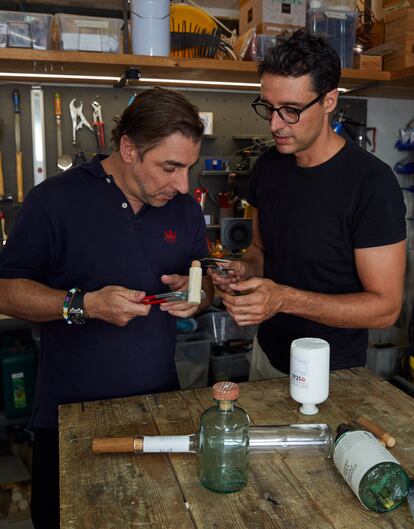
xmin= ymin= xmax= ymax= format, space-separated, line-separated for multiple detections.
xmin=164 ymin=229 xmax=177 ymax=244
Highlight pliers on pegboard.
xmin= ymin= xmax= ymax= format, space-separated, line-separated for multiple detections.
xmin=91 ymin=101 xmax=106 ymax=151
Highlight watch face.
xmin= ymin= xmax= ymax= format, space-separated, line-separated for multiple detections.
xmin=69 ymin=307 xmax=86 ymax=325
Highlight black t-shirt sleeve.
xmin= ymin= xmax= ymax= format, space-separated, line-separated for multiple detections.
xmin=247 ymin=154 xmax=263 ymax=208
xmin=351 ymin=165 xmax=406 ymax=248
xmin=0 ymin=188 xmax=56 ymax=280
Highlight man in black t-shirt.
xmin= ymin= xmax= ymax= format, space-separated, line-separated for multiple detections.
xmin=211 ymin=30 xmax=406 ymax=377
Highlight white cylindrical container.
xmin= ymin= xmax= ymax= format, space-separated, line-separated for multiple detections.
xmin=290 ymin=337 xmax=330 ymax=415
xmin=187 ymin=260 xmax=202 ymax=305
xmin=131 ymin=0 xmax=170 ymax=57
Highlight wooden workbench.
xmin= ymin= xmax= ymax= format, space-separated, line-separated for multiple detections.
xmin=59 ymin=368 xmax=414 ymax=528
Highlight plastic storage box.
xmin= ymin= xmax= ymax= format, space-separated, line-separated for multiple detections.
xmin=0 ymin=11 xmax=52 ymax=49
xmin=196 ymin=311 xmax=257 ymax=345
xmin=366 ymin=344 xmax=407 ymax=380
xmin=307 ymin=0 xmax=358 ymax=68
xmin=249 ymin=34 xmax=278 ymax=61
xmin=210 ymin=349 xmax=252 ymax=382
xmin=55 ymin=13 xmax=123 ymax=53
xmin=1 ymin=349 xmax=37 ymax=418
xmin=175 ymin=331 xmax=212 ymax=390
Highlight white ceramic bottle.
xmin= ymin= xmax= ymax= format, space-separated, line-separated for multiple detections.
xmin=290 ymin=337 xmax=330 ymax=415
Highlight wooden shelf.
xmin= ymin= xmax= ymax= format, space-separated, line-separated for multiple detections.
xmin=0 ymin=49 xmax=413 ymax=97
xmin=0 ymin=49 xmax=259 ymax=88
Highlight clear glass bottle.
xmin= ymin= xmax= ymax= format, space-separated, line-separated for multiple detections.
xmin=333 ymin=423 xmax=410 ymax=512
xmin=249 ymin=423 xmax=333 ymax=457
xmin=199 ymin=381 xmax=250 ymax=493
xmin=92 ymin=423 xmax=333 ymax=458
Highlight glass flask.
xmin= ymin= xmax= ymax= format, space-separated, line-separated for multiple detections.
xmin=199 ymin=381 xmax=250 ymax=493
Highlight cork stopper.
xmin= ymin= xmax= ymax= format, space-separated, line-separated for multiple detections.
xmin=191 ymin=260 xmax=201 ymax=268
xmin=213 ymin=381 xmax=239 ymax=401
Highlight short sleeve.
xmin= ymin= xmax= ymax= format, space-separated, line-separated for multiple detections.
xmin=352 ymin=166 xmax=406 ymax=248
xmin=0 ymin=188 xmax=56 ymax=280
xmin=247 ymin=155 xmax=262 ymax=208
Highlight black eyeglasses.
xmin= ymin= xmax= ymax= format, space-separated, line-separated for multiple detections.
xmin=251 ymin=93 xmax=325 ymax=124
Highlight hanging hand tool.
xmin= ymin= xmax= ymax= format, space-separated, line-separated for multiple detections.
xmin=0 ymin=210 xmax=6 ymax=246
xmin=0 ymin=119 xmax=12 ymax=202
xmin=54 ymin=93 xmax=73 ymax=171
xmin=91 ymin=101 xmax=105 ymax=152
xmin=69 ymin=98 xmax=94 ymax=146
xmin=30 ymin=86 xmax=47 ymax=186
xmin=12 ymin=89 xmax=24 ymax=203
xmin=127 ymin=93 xmax=137 ymax=107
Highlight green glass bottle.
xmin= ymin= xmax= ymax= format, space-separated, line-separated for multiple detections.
xmin=334 ymin=423 xmax=409 ymax=512
xmin=199 ymin=381 xmax=250 ymax=493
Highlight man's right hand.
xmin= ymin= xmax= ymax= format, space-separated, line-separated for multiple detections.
xmin=207 ymin=260 xmax=248 ymax=294
xmin=84 ymin=286 xmax=151 ymax=326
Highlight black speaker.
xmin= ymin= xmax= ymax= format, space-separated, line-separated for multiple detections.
xmin=220 ymin=218 xmax=252 ymax=251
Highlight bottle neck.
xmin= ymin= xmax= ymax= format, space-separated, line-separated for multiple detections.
xmin=216 ymin=399 xmax=235 ymax=411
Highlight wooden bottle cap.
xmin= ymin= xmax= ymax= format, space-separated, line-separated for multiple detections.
xmin=213 ymin=381 xmax=239 ymax=401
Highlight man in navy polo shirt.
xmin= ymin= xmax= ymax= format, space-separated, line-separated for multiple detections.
xmin=0 ymin=87 xmax=213 ymax=529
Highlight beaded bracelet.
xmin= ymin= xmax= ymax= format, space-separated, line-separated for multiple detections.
xmin=63 ymin=287 xmax=79 ymax=324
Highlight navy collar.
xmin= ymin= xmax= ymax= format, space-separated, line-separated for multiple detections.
xmin=86 ymin=154 xmax=110 ymax=179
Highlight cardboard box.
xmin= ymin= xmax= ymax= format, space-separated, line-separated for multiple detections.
xmin=355 ymin=54 xmax=383 ymax=70
xmin=239 ymin=0 xmax=306 ymax=35
xmin=385 ymin=7 xmax=414 ymax=35
xmin=383 ymin=32 xmax=414 ymax=69
xmin=256 ymin=21 xmax=300 ymax=34
xmin=384 ymin=0 xmax=414 ymax=11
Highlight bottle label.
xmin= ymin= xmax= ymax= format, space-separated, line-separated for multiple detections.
xmin=11 ymin=372 xmax=26 ymax=409
xmin=333 ymin=431 xmax=399 ymax=503
xmin=143 ymin=435 xmax=190 ymax=453
xmin=290 ymin=354 xmax=309 ymax=388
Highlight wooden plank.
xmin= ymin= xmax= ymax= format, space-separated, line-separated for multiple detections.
xmin=59 ymin=398 xmax=195 ymax=529
xmin=60 ymin=369 xmax=414 ymax=529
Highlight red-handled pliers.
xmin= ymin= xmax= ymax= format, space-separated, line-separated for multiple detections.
xmin=142 ymin=290 xmax=206 ymax=305
xmin=91 ymin=101 xmax=105 ymax=151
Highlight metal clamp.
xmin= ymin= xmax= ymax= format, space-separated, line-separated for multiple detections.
xmin=69 ymin=98 xmax=94 ymax=145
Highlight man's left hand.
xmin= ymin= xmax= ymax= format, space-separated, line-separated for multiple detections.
xmin=222 ymin=278 xmax=286 ymax=326
xmin=159 ymin=274 xmax=199 ymax=318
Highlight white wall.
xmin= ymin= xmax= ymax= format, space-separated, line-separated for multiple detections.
xmin=366 ymin=97 xmax=414 ymax=343
xmin=367 ymin=97 xmax=413 ymax=168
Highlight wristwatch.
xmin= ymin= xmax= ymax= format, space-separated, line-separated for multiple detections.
xmin=68 ymin=291 xmax=88 ymax=325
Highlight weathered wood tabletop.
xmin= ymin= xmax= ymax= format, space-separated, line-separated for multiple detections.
xmin=59 ymin=368 xmax=414 ymax=529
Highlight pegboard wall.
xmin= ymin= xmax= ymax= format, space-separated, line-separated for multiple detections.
xmin=0 ymin=84 xmax=365 ymax=229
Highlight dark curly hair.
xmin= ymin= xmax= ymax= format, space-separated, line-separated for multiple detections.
xmin=258 ymin=29 xmax=341 ymax=95
xmin=111 ymin=87 xmax=204 ymax=156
